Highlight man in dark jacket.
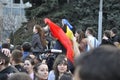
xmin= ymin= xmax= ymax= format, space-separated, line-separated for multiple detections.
xmin=0 ymin=50 xmax=18 ymax=80
xmin=110 ymin=27 xmax=120 ymax=47
xmin=22 ymin=42 xmax=32 ymax=61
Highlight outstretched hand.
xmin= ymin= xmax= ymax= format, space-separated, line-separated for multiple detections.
xmin=2 ymin=48 xmax=11 ymax=57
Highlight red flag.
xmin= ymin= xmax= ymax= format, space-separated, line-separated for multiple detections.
xmin=44 ymin=18 xmax=74 ymax=63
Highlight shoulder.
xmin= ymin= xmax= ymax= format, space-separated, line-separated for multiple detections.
xmin=15 ymin=65 xmax=26 ymax=72
xmin=48 ymin=70 xmax=55 ymax=80
xmin=8 ymin=66 xmax=19 ymax=73
xmin=33 ymin=34 xmax=40 ymax=39
xmin=33 ymin=33 xmax=39 ymax=37
xmin=1 ymin=66 xmax=18 ymax=73
xmin=48 ymin=70 xmax=55 ymax=77
xmin=49 ymin=70 xmax=55 ymax=75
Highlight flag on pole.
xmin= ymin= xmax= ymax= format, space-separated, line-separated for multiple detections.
xmin=62 ymin=19 xmax=73 ymax=30
xmin=44 ymin=18 xmax=74 ymax=63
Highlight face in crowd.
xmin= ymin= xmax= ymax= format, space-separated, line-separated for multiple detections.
xmin=57 ymin=57 xmax=68 ymax=74
xmin=34 ymin=63 xmax=49 ymax=80
xmin=24 ymin=58 xmax=34 ymax=74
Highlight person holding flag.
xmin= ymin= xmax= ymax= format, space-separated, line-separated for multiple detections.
xmin=62 ymin=19 xmax=80 ymax=57
xmin=44 ymin=18 xmax=77 ymax=73
xmin=44 ymin=18 xmax=74 ymax=63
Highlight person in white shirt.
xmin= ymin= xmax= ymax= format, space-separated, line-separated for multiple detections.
xmin=85 ymin=27 xmax=100 ymax=51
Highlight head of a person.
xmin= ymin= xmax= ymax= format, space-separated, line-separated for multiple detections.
xmin=33 ymin=24 xmax=47 ymax=48
xmin=59 ymin=72 xmax=73 ymax=80
xmin=53 ymin=55 xmax=68 ymax=80
xmin=8 ymin=73 xmax=32 ymax=80
xmin=103 ymin=30 xmax=111 ymax=38
xmin=85 ymin=27 xmax=95 ymax=37
xmin=111 ymin=27 xmax=118 ymax=37
xmin=75 ymin=29 xmax=85 ymax=43
xmin=34 ymin=63 xmax=48 ymax=80
xmin=24 ymin=57 xmax=35 ymax=74
xmin=11 ymin=50 xmax=22 ymax=64
xmin=0 ymin=51 xmax=10 ymax=70
xmin=14 ymin=45 xmax=22 ymax=51
xmin=2 ymin=43 xmax=10 ymax=49
xmin=22 ymin=42 xmax=31 ymax=52
xmin=33 ymin=24 xmax=43 ymax=34
xmin=75 ymin=45 xmax=120 ymax=80
xmin=62 ymin=24 xmax=67 ymax=33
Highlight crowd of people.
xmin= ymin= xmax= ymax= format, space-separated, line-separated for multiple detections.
xmin=0 ymin=18 xmax=120 ymax=80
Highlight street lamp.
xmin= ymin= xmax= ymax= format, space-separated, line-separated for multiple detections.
xmin=98 ymin=0 xmax=103 ymax=43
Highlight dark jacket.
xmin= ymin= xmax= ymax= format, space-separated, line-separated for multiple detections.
xmin=32 ymin=33 xmax=43 ymax=53
xmin=101 ymin=39 xmax=114 ymax=46
xmin=0 ymin=66 xmax=18 ymax=80
xmin=14 ymin=64 xmax=26 ymax=72
xmin=53 ymin=40 xmax=66 ymax=54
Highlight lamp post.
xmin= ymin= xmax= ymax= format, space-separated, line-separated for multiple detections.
xmin=98 ymin=0 xmax=103 ymax=43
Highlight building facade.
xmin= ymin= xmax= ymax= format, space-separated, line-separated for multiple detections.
xmin=0 ymin=0 xmax=28 ymax=42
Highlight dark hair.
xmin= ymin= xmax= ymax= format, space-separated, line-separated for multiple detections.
xmin=53 ymin=55 xmax=68 ymax=80
xmin=75 ymin=45 xmax=120 ymax=80
xmin=22 ymin=42 xmax=32 ymax=52
xmin=71 ymin=26 xmax=76 ymax=34
xmin=2 ymin=43 xmax=10 ymax=49
xmin=8 ymin=73 xmax=32 ymax=80
xmin=0 ymin=51 xmax=10 ymax=66
xmin=24 ymin=57 xmax=35 ymax=66
xmin=34 ymin=25 xmax=47 ymax=48
xmin=34 ymin=63 xmax=47 ymax=73
xmin=111 ymin=27 xmax=118 ymax=34
xmin=76 ymin=29 xmax=85 ymax=43
xmin=86 ymin=27 xmax=95 ymax=36
xmin=103 ymin=30 xmax=111 ymax=38
xmin=33 ymin=63 xmax=48 ymax=80
xmin=11 ymin=50 xmax=22 ymax=63
xmin=62 ymin=21 xmax=76 ymax=34
xmin=62 ymin=24 xmax=67 ymax=33
xmin=59 ymin=72 xmax=73 ymax=80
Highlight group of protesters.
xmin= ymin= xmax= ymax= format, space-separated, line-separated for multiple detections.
xmin=0 ymin=18 xmax=120 ymax=80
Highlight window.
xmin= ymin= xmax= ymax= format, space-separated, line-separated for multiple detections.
xmin=12 ymin=8 xmax=20 ymax=15
xmin=3 ymin=8 xmax=11 ymax=15
xmin=21 ymin=8 xmax=25 ymax=16
xmin=13 ymin=0 xmax=20 ymax=3
xmin=3 ymin=8 xmax=25 ymax=16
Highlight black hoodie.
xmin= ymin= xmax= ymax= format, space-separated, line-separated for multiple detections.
xmin=0 ymin=66 xmax=18 ymax=80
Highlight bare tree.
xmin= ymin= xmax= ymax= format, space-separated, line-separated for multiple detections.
xmin=2 ymin=14 xmax=22 ymax=41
